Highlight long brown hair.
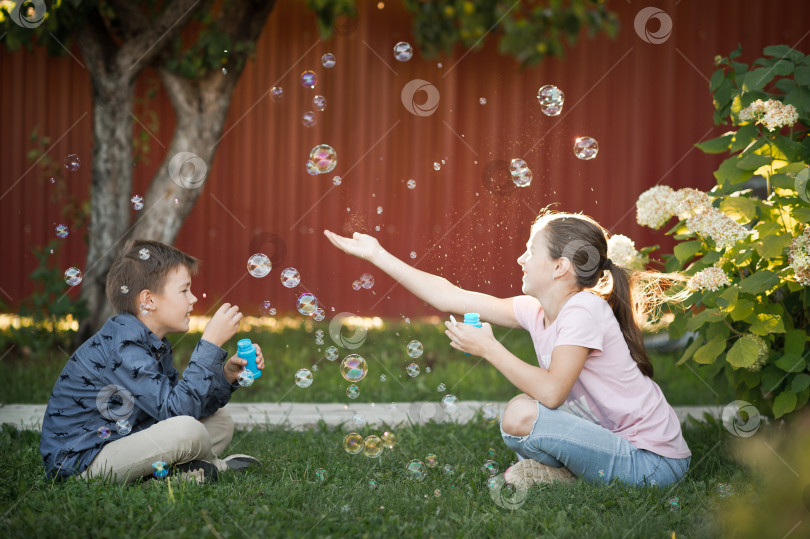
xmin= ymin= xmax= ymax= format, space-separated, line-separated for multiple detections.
xmin=533 ymin=210 xmax=688 ymax=378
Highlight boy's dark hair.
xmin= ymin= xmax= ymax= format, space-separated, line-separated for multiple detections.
xmin=105 ymin=240 xmax=199 ymax=314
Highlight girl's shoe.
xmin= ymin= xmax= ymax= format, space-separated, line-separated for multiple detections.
xmin=504 ymin=459 xmax=576 ymax=488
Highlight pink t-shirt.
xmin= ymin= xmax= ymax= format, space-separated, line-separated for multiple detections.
xmin=513 ymin=291 xmax=691 ymax=459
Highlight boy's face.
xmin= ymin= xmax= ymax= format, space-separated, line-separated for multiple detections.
xmin=149 ymin=265 xmax=197 ymax=338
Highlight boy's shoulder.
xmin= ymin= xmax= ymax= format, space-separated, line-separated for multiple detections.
xmin=78 ymin=313 xmax=155 ymax=352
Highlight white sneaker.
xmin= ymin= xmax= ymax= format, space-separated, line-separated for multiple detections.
xmin=504 ymin=459 xmax=576 ymax=488
xmin=222 ymin=454 xmax=261 ymax=472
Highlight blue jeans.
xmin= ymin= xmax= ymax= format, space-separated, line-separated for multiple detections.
xmin=500 ymin=401 xmax=690 ymax=487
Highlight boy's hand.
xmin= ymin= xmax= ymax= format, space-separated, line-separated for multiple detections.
xmin=444 ymin=321 xmax=497 ymax=358
xmin=224 ymin=344 xmax=265 ymax=384
xmin=323 ymin=230 xmax=384 ymax=263
xmin=201 ymin=303 xmax=243 ymax=348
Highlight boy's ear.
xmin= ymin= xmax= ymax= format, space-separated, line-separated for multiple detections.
xmin=137 ymin=289 xmax=155 ymax=310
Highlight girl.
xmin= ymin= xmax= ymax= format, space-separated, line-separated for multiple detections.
xmin=323 ymin=210 xmax=691 ymax=488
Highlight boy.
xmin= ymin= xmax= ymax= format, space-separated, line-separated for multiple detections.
xmin=40 ymin=240 xmax=263 ymax=483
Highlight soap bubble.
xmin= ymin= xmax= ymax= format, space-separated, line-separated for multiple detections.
xmin=260 ymin=300 xmax=273 ymax=316
xmin=280 ymin=267 xmax=301 ymax=288
xmin=436 ymin=383 xmax=446 ymax=392
xmin=380 ymin=374 xmax=387 ymax=382
xmin=152 ymin=461 xmax=169 ymax=479
xmin=487 ymin=448 xmax=496 ymax=458
xmin=369 ymin=479 xmax=378 ymax=489
xmin=332 ymin=176 xmax=342 ymax=186
xmin=247 ymin=253 xmax=272 ymax=277
xmin=344 ymin=432 xmax=364 ymax=454
xmin=296 ymin=293 xmax=318 ymax=315
xmin=434 ymin=489 xmax=441 ymax=497
xmin=573 ymin=137 xmax=599 ymax=160
xmin=313 ymin=307 xmax=326 ymax=321
xmin=479 ymin=97 xmax=487 ymax=105
xmin=410 ymin=251 xmax=417 ymax=259
xmin=346 ymin=384 xmax=360 ymax=399
xmin=442 ymin=394 xmax=459 ymax=415
xmin=302 ymin=111 xmax=317 ymax=127
xmin=325 ymin=346 xmax=339 ymax=361
xmin=97 ymin=426 xmax=111 ymax=440
xmin=359 ymin=273 xmax=374 ymax=289
xmin=443 ymin=464 xmax=455 ymax=475
xmin=301 ymin=70 xmax=317 ymax=88
xmin=481 ymin=460 xmax=499 ymax=476
xmin=64 ymin=267 xmax=83 ymax=286
xmin=139 ymin=248 xmax=150 ymax=260
xmin=406 ymin=460 xmax=427 ymax=481
xmin=406 ymin=340 xmax=423 ymax=358
xmin=352 ymin=280 xmax=362 ymax=291
xmin=321 ymin=53 xmax=336 ymax=68
xmin=667 ymin=496 xmax=681 ymax=511
xmin=393 ymin=42 xmax=413 ymax=62
xmin=482 ymin=402 xmax=499 ymax=424
xmin=270 ymin=86 xmax=284 ymax=102
xmin=406 ymin=363 xmax=420 ymax=377
xmin=315 ymin=468 xmax=327 ymax=482
xmin=433 ymin=162 xmax=441 ymax=171
xmin=120 ymin=286 xmax=129 ymax=294
xmin=116 ymin=419 xmax=131 ymax=435
xmin=486 ymin=476 xmax=499 ymax=490
xmin=352 ymin=412 xmax=366 ymax=429
xmin=131 ymin=194 xmax=144 ymax=210
xmin=309 ymin=144 xmax=338 ymax=174
xmin=537 ymin=85 xmax=564 ymax=116
xmin=295 ymin=368 xmax=313 ymax=388
xmin=509 ymin=158 xmax=533 ymax=187
xmin=237 ymin=369 xmax=255 ymax=387
xmin=313 ymin=95 xmax=327 ymax=111
xmin=341 ymin=354 xmax=368 ymax=382
xmin=55 ymin=224 xmax=69 ymax=239
xmin=306 ymin=160 xmax=319 ymax=175
xmin=363 ymin=435 xmax=383 ymax=458
xmin=425 ymin=453 xmax=438 ymax=467
xmin=381 ymin=431 xmax=396 ymax=449
xmin=64 ymin=154 xmax=81 ymax=171
xmin=714 ymin=483 xmax=733 ymax=498
xmin=407 ymin=179 xmax=416 ymax=189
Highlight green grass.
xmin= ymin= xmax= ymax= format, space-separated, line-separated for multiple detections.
xmin=0 ymin=419 xmax=746 ymax=538
xmin=0 ymin=320 xmax=735 ymax=406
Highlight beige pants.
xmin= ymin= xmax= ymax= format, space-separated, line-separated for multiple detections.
xmin=80 ymin=408 xmax=234 ymax=483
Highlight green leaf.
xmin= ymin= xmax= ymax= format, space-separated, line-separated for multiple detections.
xmin=687 ymin=308 xmax=720 ymax=332
xmin=674 ymin=241 xmax=703 ymax=263
xmin=742 ymin=67 xmax=775 ymax=92
xmin=729 ymin=124 xmax=758 ymax=153
xmin=749 ymin=313 xmax=785 ymax=335
xmin=784 ymin=329 xmax=809 ymax=355
xmin=715 ymin=156 xmax=754 ymax=185
xmin=720 ymin=197 xmax=758 ymax=221
xmin=730 ymin=299 xmax=755 ymax=322
xmin=709 ymin=69 xmax=725 ymax=92
xmin=772 ymin=389 xmax=797 ymax=418
xmin=668 ymin=314 xmax=688 ymax=340
xmin=792 ymin=373 xmax=810 ymax=393
xmin=773 ymin=59 xmax=794 ymax=76
xmin=784 ymin=86 xmax=810 ymax=118
xmin=795 ymin=167 xmax=810 ymax=202
xmin=738 ymin=270 xmax=779 ymax=295
xmin=774 ymin=353 xmax=806 ymax=372
xmin=795 ymin=65 xmax=810 ymax=86
xmin=694 ymin=335 xmax=728 ymax=365
xmin=726 ymin=336 xmax=759 ymax=368
xmin=736 ymin=153 xmax=773 ymax=171
xmin=754 ymin=233 xmax=791 ymax=259
xmin=762 ymin=366 xmax=785 ymax=393
xmin=716 ymin=286 xmax=738 ymax=312
xmin=677 ymin=336 xmax=704 ymax=366
xmin=695 ymin=133 xmax=733 ymax=154
xmin=763 ymin=44 xmax=794 ymax=58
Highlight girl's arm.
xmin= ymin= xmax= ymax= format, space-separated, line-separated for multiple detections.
xmin=324 ymin=230 xmax=521 ymax=328
xmin=445 ymin=321 xmax=588 ymax=408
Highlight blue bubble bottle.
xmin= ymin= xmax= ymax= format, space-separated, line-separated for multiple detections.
xmin=237 ymin=338 xmax=262 ymax=379
xmin=463 ymin=313 xmax=482 ymax=355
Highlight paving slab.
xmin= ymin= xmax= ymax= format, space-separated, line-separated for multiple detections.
xmin=0 ymin=402 xmax=723 ymax=432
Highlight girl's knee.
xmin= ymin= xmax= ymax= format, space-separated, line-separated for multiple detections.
xmin=501 ymin=399 xmax=539 ymax=437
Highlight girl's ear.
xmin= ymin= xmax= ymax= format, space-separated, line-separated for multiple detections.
xmin=554 ymin=257 xmax=572 ymax=279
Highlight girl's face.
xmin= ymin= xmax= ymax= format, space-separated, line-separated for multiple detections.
xmin=516 ymin=225 xmax=556 ymax=296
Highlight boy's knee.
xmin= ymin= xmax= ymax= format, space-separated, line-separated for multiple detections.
xmin=167 ymin=416 xmax=210 ymax=447
xmin=501 ymin=399 xmax=539 ymax=437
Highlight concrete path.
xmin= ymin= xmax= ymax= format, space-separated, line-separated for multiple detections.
xmin=0 ymin=402 xmax=723 ymax=431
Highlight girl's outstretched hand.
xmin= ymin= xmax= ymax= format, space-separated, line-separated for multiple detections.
xmin=323 ymin=230 xmax=384 ymax=262
xmin=444 ymin=321 xmax=498 ymax=358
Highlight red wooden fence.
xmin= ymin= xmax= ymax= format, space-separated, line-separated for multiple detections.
xmin=2 ymin=0 xmax=808 ymax=319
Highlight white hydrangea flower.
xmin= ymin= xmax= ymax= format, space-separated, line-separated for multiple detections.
xmin=675 ymin=188 xmax=714 ymax=220
xmin=687 ymin=266 xmax=731 ymax=292
xmin=636 ymin=185 xmax=678 ymax=229
xmin=607 ymin=234 xmax=643 ymax=270
xmin=739 ymin=99 xmax=799 ymax=132
xmin=789 ymin=226 xmax=810 ymax=286
xmin=686 ymin=207 xmax=750 ymax=251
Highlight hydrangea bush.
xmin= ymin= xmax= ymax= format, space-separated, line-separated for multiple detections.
xmin=636 ymin=45 xmax=810 ymax=419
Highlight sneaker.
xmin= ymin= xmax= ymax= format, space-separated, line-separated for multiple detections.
xmin=171 ymin=460 xmax=218 ymax=484
xmin=504 ymin=459 xmax=576 ymax=488
xmin=222 ymin=454 xmax=261 ymax=472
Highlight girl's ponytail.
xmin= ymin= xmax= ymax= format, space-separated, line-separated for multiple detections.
xmin=604 ymin=261 xmax=654 ymax=378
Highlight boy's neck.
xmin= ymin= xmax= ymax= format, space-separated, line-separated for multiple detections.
xmin=136 ymin=314 xmax=167 ymax=340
